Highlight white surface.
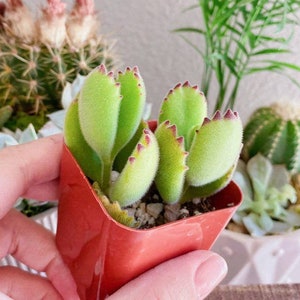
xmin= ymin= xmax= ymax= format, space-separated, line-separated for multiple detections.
xmin=24 ymin=0 xmax=300 ymax=123
xmin=212 ymin=229 xmax=300 ymax=285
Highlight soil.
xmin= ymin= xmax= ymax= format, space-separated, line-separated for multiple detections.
xmin=125 ymin=184 xmax=216 ymax=229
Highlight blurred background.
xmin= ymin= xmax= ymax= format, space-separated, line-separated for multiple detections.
xmin=26 ymin=0 xmax=300 ymax=123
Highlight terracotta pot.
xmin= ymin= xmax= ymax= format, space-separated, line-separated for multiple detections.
xmin=56 ymin=145 xmax=242 ymax=300
xmin=212 ymin=229 xmax=300 ymax=285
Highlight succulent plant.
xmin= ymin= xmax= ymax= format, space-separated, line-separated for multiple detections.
xmin=242 ymin=102 xmax=300 ymax=174
xmin=231 ymin=154 xmax=300 ymax=236
xmin=0 ymin=0 xmax=116 ymax=131
xmin=64 ymin=64 xmax=243 ymax=226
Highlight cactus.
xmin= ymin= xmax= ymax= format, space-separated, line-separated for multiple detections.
xmin=242 ymin=102 xmax=300 ymax=173
xmin=0 ymin=0 xmax=116 ymax=130
xmin=231 ymin=154 xmax=299 ymax=236
xmin=64 ymin=64 xmax=243 ymax=226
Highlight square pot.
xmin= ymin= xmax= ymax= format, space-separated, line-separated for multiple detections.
xmin=56 ymin=145 xmax=242 ymax=299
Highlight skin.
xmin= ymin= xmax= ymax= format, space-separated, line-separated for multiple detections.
xmin=0 ymin=134 xmax=227 ymax=299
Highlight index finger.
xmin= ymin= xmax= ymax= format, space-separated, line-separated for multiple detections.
xmin=0 ymin=134 xmax=63 ymax=219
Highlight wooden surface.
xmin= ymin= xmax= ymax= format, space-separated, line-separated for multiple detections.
xmin=206 ymin=284 xmax=300 ymax=299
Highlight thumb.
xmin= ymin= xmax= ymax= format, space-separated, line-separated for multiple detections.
xmin=108 ymin=250 xmax=227 ymax=300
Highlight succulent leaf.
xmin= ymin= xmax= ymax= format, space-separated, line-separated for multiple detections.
xmin=158 ymin=83 xmax=207 ymax=149
xmin=186 ymin=110 xmax=243 ymax=186
xmin=180 ymin=165 xmax=235 ymax=203
xmin=113 ymin=121 xmax=148 ymax=172
xmin=64 ymin=100 xmax=102 ymax=183
xmin=155 ymin=121 xmax=188 ymax=204
xmin=109 ymin=129 xmax=159 ymax=207
xmin=93 ymin=182 xmax=137 ymax=227
xmin=78 ymin=65 xmax=121 ymax=188
xmin=112 ymin=67 xmax=146 ymax=156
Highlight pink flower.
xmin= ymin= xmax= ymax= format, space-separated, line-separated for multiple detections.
xmin=74 ymin=0 xmax=95 ymax=16
xmin=44 ymin=0 xmax=66 ymax=19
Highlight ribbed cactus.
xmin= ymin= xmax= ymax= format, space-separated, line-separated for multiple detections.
xmin=242 ymin=102 xmax=300 ymax=174
xmin=0 ymin=0 xmax=116 ymax=130
xmin=64 ymin=65 xmax=243 ymax=226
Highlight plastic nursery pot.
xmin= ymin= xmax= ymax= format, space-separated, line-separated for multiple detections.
xmin=56 ymin=145 xmax=242 ymax=300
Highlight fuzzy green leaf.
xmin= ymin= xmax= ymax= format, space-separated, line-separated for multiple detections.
xmin=186 ymin=110 xmax=243 ymax=186
xmin=109 ymin=129 xmax=159 ymax=207
xmin=113 ymin=121 xmax=148 ymax=172
xmin=64 ymin=100 xmax=102 ymax=183
xmin=112 ymin=67 xmax=146 ymax=157
xmin=155 ymin=121 xmax=188 ymax=204
xmin=78 ymin=65 xmax=121 ymax=162
xmin=158 ymin=83 xmax=207 ymax=150
xmin=180 ymin=165 xmax=235 ymax=203
xmin=93 ymin=182 xmax=137 ymax=227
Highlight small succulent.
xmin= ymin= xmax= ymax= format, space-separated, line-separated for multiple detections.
xmin=231 ymin=154 xmax=300 ymax=236
xmin=242 ymin=102 xmax=300 ymax=174
xmin=64 ymin=64 xmax=243 ymax=226
xmin=0 ymin=0 xmax=116 ymax=131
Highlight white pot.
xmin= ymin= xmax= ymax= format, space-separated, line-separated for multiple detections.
xmin=0 ymin=207 xmax=58 ymax=275
xmin=212 ymin=229 xmax=300 ymax=285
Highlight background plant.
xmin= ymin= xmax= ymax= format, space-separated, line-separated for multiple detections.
xmin=0 ymin=0 xmax=116 ymax=130
xmin=232 ymin=154 xmax=300 ymax=236
xmin=174 ymin=0 xmax=300 ymax=112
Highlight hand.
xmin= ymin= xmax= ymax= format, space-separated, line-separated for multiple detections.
xmin=0 ymin=134 xmax=79 ymax=300
xmin=0 ymin=135 xmax=227 ymax=300
xmin=108 ymin=250 xmax=227 ymax=300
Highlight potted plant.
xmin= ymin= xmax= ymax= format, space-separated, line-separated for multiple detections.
xmin=0 ymin=0 xmax=116 ymax=131
xmin=212 ymin=102 xmax=300 ymax=284
xmin=56 ymin=64 xmax=243 ymax=299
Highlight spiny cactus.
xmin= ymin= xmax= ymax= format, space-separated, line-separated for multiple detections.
xmin=64 ymin=64 xmax=243 ymax=226
xmin=242 ymin=102 xmax=300 ymax=174
xmin=0 ymin=0 xmax=116 ymax=130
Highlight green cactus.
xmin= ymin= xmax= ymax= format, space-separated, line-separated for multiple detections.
xmin=0 ymin=0 xmax=115 ymax=130
xmin=0 ymin=105 xmax=12 ymax=128
xmin=65 ymin=64 xmax=243 ymax=225
xmin=242 ymin=102 xmax=300 ymax=174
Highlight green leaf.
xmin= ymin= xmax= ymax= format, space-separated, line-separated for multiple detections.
xmin=158 ymin=83 xmax=207 ymax=150
xmin=180 ymin=165 xmax=235 ymax=203
xmin=186 ymin=110 xmax=243 ymax=186
xmin=113 ymin=67 xmax=146 ymax=157
xmin=64 ymin=100 xmax=102 ymax=183
xmin=78 ymin=65 xmax=121 ymax=163
xmin=109 ymin=129 xmax=159 ymax=207
xmin=155 ymin=121 xmax=188 ymax=204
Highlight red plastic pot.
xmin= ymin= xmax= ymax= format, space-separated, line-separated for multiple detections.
xmin=56 ymin=145 xmax=242 ymax=300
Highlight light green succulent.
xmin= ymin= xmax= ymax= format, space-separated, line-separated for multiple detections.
xmin=232 ymin=154 xmax=300 ymax=236
xmin=64 ymin=64 xmax=243 ymax=224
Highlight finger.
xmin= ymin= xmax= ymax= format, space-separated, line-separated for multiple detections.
xmin=0 ymin=267 xmax=63 ymax=300
xmin=0 ymin=209 xmax=79 ymax=300
xmin=108 ymin=250 xmax=227 ymax=300
xmin=0 ymin=134 xmax=63 ymax=219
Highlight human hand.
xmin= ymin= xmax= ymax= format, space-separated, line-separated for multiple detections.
xmin=0 ymin=135 xmax=227 ymax=300
xmin=0 ymin=134 xmax=79 ymax=300
xmin=108 ymin=250 xmax=227 ymax=300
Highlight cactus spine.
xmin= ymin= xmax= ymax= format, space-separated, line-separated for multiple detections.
xmin=242 ymin=102 xmax=300 ymax=173
xmin=0 ymin=0 xmax=116 ymax=130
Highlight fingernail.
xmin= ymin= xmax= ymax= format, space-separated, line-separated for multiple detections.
xmin=195 ymin=254 xmax=227 ymax=298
